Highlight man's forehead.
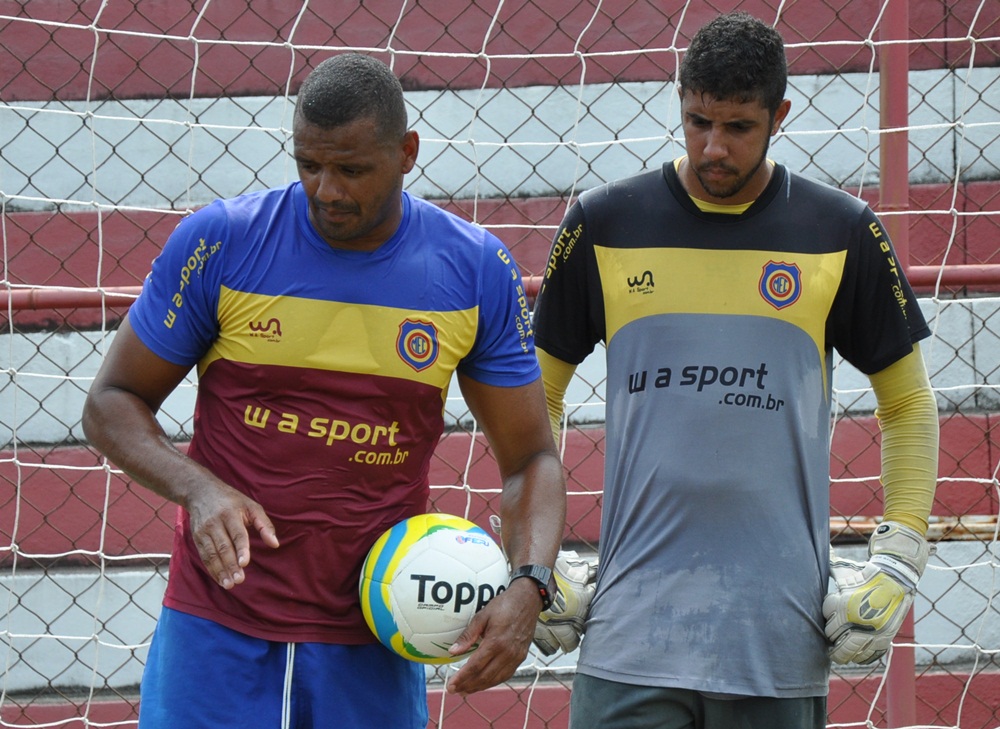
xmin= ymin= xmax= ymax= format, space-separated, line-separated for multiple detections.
xmin=679 ymin=89 xmax=769 ymax=117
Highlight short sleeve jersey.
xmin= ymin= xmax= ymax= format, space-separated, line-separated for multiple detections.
xmin=128 ymin=183 xmax=539 ymax=644
xmin=532 ymin=162 xmax=929 ymax=697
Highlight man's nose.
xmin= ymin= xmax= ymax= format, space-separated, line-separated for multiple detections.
xmin=703 ymin=126 xmax=729 ymax=160
xmin=315 ymin=170 xmax=346 ymax=203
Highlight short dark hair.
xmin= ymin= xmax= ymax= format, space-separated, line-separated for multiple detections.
xmin=679 ymin=11 xmax=787 ymax=113
xmin=295 ymin=53 xmax=407 ymax=141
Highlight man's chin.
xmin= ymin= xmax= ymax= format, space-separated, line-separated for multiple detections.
xmin=313 ymin=217 xmax=361 ymax=244
xmin=694 ymin=173 xmax=740 ymax=200
xmin=701 ymin=185 xmax=741 ymax=201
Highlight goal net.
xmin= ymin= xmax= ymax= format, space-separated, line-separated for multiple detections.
xmin=1 ymin=1 xmax=998 ymax=727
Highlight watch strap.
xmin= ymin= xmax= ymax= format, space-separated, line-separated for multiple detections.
xmin=509 ymin=564 xmax=555 ymax=611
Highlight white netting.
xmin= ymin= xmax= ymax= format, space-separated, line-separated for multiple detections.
xmin=1 ymin=1 xmax=999 ymax=727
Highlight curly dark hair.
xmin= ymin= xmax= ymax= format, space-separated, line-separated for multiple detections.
xmin=295 ymin=53 xmax=407 ymax=142
xmin=679 ymin=11 xmax=787 ymax=113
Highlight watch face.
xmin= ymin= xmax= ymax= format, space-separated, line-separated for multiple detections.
xmin=530 ymin=565 xmax=552 ymax=583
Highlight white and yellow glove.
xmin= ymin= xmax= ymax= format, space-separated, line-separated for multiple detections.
xmin=533 ymin=550 xmax=598 ymax=656
xmin=823 ymin=521 xmax=933 ymax=664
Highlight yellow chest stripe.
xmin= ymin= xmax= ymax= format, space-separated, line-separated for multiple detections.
xmin=595 ymin=245 xmax=846 ymax=357
xmin=198 ymin=287 xmax=478 ymax=389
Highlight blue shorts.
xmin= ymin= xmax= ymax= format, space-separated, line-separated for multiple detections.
xmin=139 ymin=607 xmax=428 ymax=729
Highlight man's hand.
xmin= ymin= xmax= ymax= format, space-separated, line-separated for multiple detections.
xmin=445 ymin=576 xmax=541 ymax=695
xmin=823 ymin=521 xmax=933 ymax=664
xmin=533 ymin=551 xmax=598 ymax=656
xmin=186 ymin=481 xmax=279 ymax=590
xmin=79 ymin=318 xmax=280 ymax=591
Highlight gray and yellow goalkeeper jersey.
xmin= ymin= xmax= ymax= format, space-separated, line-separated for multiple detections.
xmin=533 ymin=161 xmax=930 ymax=698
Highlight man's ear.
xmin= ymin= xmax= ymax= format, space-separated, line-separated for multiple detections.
xmin=771 ymin=99 xmax=792 ymax=135
xmin=401 ymin=130 xmax=419 ymax=174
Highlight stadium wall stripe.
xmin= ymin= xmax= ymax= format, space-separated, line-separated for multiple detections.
xmin=1 ymin=0 xmax=995 ymax=102
xmin=0 ymin=412 xmax=994 ymax=562
xmin=2 ymin=179 xmax=998 ymax=330
xmin=3 ymin=673 xmax=999 ymax=728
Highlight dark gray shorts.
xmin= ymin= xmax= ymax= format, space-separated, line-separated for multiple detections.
xmin=569 ymin=673 xmax=826 ymax=729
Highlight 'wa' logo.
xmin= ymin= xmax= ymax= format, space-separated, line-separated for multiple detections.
xmin=249 ymin=318 xmax=282 ymax=341
xmin=759 ymin=261 xmax=801 ymax=310
xmin=627 ymin=270 xmax=655 ymax=294
xmin=397 ymin=319 xmax=439 ymax=372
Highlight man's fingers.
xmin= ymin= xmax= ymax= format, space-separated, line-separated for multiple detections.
xmin=249 ymin=509 xmax=280 ymax=550
xmin=194 ymin=522 xmax=245 ymax=589
xmin=447 ymin=632 xmax=524 ymax=695
xmin=229 ymin=508 xmax=279 ymax=569
xmin=446 ymin=585 xmax=538 ymax=695
xmin=229 ymin=518 xmax=253 ymax=570
xmin=190 ymin=494 xmax=277 ymax=590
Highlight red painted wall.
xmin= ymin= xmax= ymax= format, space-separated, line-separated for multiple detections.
xmin=1 ymin=0 xmax=997 ymax=103
xmin=1 ymin=411 xmax=994 ymax=563
xmin=4 ymin=673 xmax=999 ymax=728
xmin=4 ymin=179 xmax=999 ymax=330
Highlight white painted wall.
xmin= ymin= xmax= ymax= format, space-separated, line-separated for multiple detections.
xmin=1 ymin=537 xmax=995 ymax=692
xmin=2 ymin=69 xmax=997 ymax=213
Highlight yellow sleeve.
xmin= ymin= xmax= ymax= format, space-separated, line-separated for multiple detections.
xmin=869 ymin=343 xmax=939 ymax=534
xmin=536 ymin=347 xmax=577 ymax=448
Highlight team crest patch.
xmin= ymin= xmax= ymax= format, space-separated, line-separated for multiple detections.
xmin=759 ymin=261 xmax=802 ymax=310
xmin=397 ymin=319 xmax=439 ymax=372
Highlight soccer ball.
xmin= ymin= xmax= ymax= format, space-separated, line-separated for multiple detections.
xmin=359 ymin=513 xmax=509 ymax=664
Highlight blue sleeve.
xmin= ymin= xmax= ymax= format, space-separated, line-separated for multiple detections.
xmin=457 ymin=232 xmax=541 ymax=387
xmin=127 ymin=202 xmax=229 ymax=366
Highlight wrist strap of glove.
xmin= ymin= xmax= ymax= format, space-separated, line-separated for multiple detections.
xmin=869 ymin=521 xmax=932 ymax=589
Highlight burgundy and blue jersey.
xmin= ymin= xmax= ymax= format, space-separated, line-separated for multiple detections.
xmin=129 ymin=183 xmax=538 ymax=643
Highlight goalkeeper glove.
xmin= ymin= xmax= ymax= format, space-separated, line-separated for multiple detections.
xmin=822 ymin=521 xmax=933 ymax=665
xmin=533 ymin=550 xmax=598 ymax=656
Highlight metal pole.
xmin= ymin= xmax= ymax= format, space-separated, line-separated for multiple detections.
xmin=7 ymin=271 xmax=1000 ymax=314
xmin=880 ymin=0 xmax=917 ymax=726
xmin=1 ymin=286 xmax=140 ymax=312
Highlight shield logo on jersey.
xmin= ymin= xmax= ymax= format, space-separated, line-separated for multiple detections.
xmin=759 ymin=261 xmax=802 ymax=310
xmin=397 ymin=319 xmax=439 ymax=372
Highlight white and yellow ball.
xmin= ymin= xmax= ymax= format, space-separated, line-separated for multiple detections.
xmin=359 ymin=513 xmax=509 ymax=664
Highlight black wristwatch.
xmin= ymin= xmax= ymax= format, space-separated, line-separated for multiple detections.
xmin=509 ymin=564 xmax=556 ymax=611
